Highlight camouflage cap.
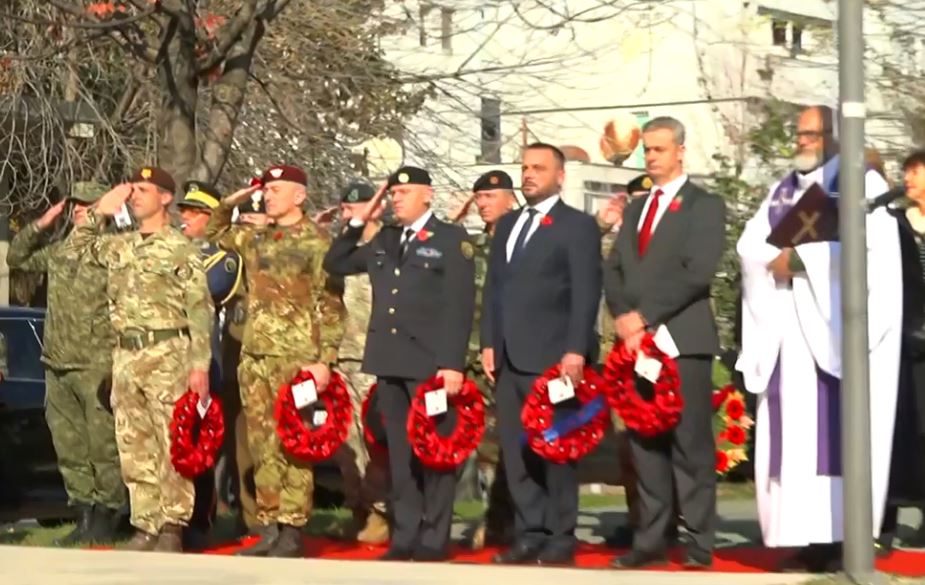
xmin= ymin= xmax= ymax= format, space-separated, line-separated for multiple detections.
xmin=68 ymin=181 xmax=108 ymax=204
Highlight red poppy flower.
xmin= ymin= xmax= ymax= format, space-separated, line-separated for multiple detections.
xmin=712 ymin=384 xmax=733 ymax=412
xmin=540 ymin=215 xmax=553 ymax=226
xmin=726 ymin=398 xmax=745 ymax=421
xmin=668 ymin=199 xmax=682 ymax=212
xmin=273 ymin=231 xmax=283 ymax=241
xmin=726 ymin=425 xmax=746 ymax=445
xmin=715 ymin=450 xmax=729 ymax=473
xmin=250 ymin=177 xmax=263 ymax=188
xmin=417 ymin=229 xmax=431 ymax=242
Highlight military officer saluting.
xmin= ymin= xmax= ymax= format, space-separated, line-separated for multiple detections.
xmin=177 ymin=181 xmax=243 ymax=549
xmin=324 ymin=166 xmax=476 ymax=562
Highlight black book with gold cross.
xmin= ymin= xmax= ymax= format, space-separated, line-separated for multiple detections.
xmin=767 ymin=183 xmax=839 ymax=248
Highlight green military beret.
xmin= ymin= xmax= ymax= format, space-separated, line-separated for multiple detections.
xmin=69 ymin=181 xmax=108 ymax=204
xmin=472 ymin=170 xmax=514 ymax=193
xmin=626 ymin=174 xmax=653 ymax=195
xmin=340 ymin=180 xmax=376 ymax=204
xmin=387 ymin=165 xmax=431 ymax=188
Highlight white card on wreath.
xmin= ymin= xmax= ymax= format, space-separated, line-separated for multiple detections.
xmin=425 ymin=389 xmax=448 ymax=417
xmin=196 ymin=396 xmax=212 ymax=419
xmin=635 ymin=352 xmax=663 ymax=383
xmin=547 ymin=376 xmax=575 ymax=404
xmin=312 ymin=410 xmax=329 ymax=426
xmin=292 ymin=379 xmax=318 ymax=409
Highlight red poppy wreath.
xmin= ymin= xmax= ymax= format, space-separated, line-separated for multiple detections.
xmin=603 ymin=333 xmax=683 ymax=437
xmin=521 ymin=365 xmax=609 ymax=464
xmin=170 ymin=390 xmax=225 ymax=479
xmin=407 ymin=376 xmax=485 ymax=471
xmin=274 ymin=369 xmax=353 ymax=462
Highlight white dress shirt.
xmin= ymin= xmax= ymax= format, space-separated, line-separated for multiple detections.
xmin=506 ymin=195 xmax=560 ymax=261
xmin=635 ymin=174 xmax=688 ymax=233
xmin=400 ymin=210 xmax=434 ymax=246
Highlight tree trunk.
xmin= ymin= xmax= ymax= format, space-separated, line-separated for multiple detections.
xmin=156 ymin=18 xmax=200 ymax=187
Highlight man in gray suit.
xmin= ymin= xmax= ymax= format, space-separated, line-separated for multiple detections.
xmin=604 ymin=117 xmax=726 ymax=569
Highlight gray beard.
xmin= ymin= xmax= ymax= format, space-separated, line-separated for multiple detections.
xmin=794 ymin=151 xmax=823 ymax=173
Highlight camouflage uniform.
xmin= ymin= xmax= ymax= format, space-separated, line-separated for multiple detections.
xmin=74 ymin=210 xmax=213 ymax=535
xmin=335 ymin=260 xmax=390 ymax=517
xmin=8 ymin=214 xmax=125 ymax=512
xmin=207 ymin=202 xmax=346 ymax=529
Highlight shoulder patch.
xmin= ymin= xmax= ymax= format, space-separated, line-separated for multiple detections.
xmin=224 ymin=257 xmax=238 ymax=273
xmin=460 ymin=240 xmax=474 ymax=260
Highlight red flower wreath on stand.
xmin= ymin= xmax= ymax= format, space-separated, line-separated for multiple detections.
xmin=603 ymin=333 xmax=683 ymax=437
xmin=712 ymin=384 xmax=754 ymax=477
xmin=407 ymin=376 xmax=485 ymax=471
xmin=361 ymin=383 xmax=388 ymax=453
xmin=521 ymin=365 xmax=609 ymax=464
xmin=274 ymin=369 xmax=353 ymax=462
xmin=170 ymin=390 xmax=225 ymax=479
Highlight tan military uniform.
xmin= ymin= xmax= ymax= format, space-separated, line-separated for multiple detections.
xmin=74 ymin=211 xmax=213 ymax=535
xmin=207 ymin=203 xmax=346 ymax=528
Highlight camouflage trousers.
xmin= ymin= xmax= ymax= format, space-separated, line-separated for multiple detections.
xmin=468 ymin=363 xmax=514 ymax=532
xmin=333 ymin=361 xmax=389 ymax=514
xmin=45 ymin=366 xmax=125 ymax=510
xmin=112 ymin=335 xmax=195 ymax=535
xmin=238 ymin=353 xmax=313 ymax=528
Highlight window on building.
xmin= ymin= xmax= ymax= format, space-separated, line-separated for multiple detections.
xmin=441 ymin=7 xmax=454 ymax=54
xmin=479 ymin=97 xmax=501 ymax=164
xmin=791 ymin=25 xmax=804 ymax=54
xmin=772 ymin=20 xmax=787 ymax=46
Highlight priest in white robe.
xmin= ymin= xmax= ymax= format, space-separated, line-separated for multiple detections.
xmin=736 ymin=105 xmax=902 ymax=571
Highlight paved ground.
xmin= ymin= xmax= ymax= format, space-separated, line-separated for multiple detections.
xmin=0 ymin=546 xmax=816 ymax=585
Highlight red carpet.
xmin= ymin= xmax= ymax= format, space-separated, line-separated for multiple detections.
xmin=199 ymin=536 xmax=925 ymax=576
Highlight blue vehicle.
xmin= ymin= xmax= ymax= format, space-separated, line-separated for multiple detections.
xmin=0 ymin=306 xmax=70 ymax=523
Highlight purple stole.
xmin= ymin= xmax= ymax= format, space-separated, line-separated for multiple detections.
xmin=765 ymin=156 xmax=843 ymax=479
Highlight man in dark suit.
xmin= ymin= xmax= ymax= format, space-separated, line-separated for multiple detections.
xmin=604 ymin=117 xmax=726 ymax=569
xmin=481 ymin=143 xmax=602 ymax=565
xmin=323 ymin=166 xmax=475 ymax=562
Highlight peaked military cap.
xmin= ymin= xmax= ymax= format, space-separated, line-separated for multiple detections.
xmin=626 ymin=174 xmax=654 ymax=195
xmin=472 ymin=170 xmax=514 ymax=193
xmin=178 ymin=181 xmax=222 ymax=211
xmin=129 ymin=166 xmax=176 ymax=194
xmin=68 ymin=181 xmax=107 ymax=204
xmin=340 ymin=180 xmax=376 ymax=204
xmin=386 ymin=165 xmax=431 ymax=188
xmin=259 ymin=164 xmax=308 ymax=186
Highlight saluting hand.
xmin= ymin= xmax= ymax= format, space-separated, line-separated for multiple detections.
xmin=95 ymin=184 xmax=133 ymax=217
xmin=438 ymin=369 xmax=464 ymax=396
xmin=36 ymin=200 xmax=67 ymax=230
xmin=597 ymin=193 xmax=627 ymax=229
xmin=224 ymin=184 xmax=261 ymax=208
xmin=358 ymin=182 xmax=388 ymax=223
xmin=449 ymin=194 xmax=476 ymax=224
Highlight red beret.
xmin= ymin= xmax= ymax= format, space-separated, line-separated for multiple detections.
xmin=259 ymin=165 xmax=307 ymax=186
xmin=129 ymin=166 xmax=176 ymax=194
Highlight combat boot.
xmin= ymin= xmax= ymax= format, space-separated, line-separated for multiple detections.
xmin=356 ymin=509 xmax=389 ymax=545
xmin=119 ymin=529 xmax=159 ymax=552
xmin=267 ymin=524 xmax=303 ymax=558
xmin=154 ymin=524 xmax=183 ymax=553
xmin=54 ymin=504 xmax=94 ymax=546
xmin=235 ymin=523 xmax=279 ymax=557
xmin=87 ymin=506 xmax=119 ymax=544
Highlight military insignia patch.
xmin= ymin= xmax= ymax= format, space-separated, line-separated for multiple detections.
xmin=416 ymin=246 xmax=443 ymax=259
xmin=398 ymin=172 xmax=409 ymax=183
xmin=270 ymin=167 xmax=283 ymax=179
xmin=642 ymin=177 xmax=653 ymax=190
xmin=225 ymin=257 xmax=238 ymax=273
xmin=188 ymin=182 xmax=199 ymax=193
xmin=176 ymin=265 xmax=191 ymax=279
xmin=461 ymin=241 xmax=474 ymax=260
xmin=347 ymin=189 xmax=359 ymax=202
xmin=489 ymin=175 xmax=499 ymax=186
xmin=141 ymin=168 xmax=152 ymax=180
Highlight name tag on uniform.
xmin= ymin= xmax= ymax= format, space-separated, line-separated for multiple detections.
xmin=635 ymin=352 xmax=663 ymax=383
xmin=312 ymin=409 xmax=328 ymax=426
xmin=425 ymin=388 xmax=448 ymax=416
xmin=416 ymin=247 xmax=442 ymax=259
xmin=292 ymin=379 xmax=318 ymax=409
xmin=547 ymin=376 xmax=575 ymax=404
xmin=196 ymin=396 xmax=212 ymax=418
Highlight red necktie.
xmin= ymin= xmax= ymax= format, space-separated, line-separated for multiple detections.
xmin=637 ymin=189 xmax=664 ymax=256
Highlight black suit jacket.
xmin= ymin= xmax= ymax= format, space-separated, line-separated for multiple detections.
xmin=887 ymin=205 xmax=925 ymax=352
xmin=603 ymin=179 xmax=725 ymax=356
xmin=481 ymin=199 xmax=602 ymax=374
xmin=323 ymin=214 xmax=476 ymax=380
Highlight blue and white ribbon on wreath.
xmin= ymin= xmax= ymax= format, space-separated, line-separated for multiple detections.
xmin=521 ymin=395 xmax=608 ymax=445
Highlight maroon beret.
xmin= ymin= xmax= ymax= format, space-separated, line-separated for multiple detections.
xmin=129 ymin=166 xmax=176 ymax=195
xmin=259 ymin=165 xmax=307 ymax=186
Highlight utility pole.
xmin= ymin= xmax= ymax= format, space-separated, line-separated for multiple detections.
xmin=837 ymin=0 xmax=878 ymax=582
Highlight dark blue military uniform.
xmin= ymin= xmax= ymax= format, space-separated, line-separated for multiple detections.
xmin=323 ymin=168 xmax=476 ymax=561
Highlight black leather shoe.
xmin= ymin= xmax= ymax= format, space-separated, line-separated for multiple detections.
xmin=235 ymin=524 xmax=279 ymax=557
xmin=537 ymin=545 xmax=575 ymax=566
xmin=379 ymin=547 xmax=414 ymax=561
xmin=604 ymin=525 xmax=634 ymax=549
xmin=610 ymin=550 xmax=668 ymax=569
xmin=682 ymin=548 xmax=713 ymax=570
xmin=492 ymin=540 xmax=544 ymax=564
xmin=413 ymin=547 xmax=449 ymax=562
